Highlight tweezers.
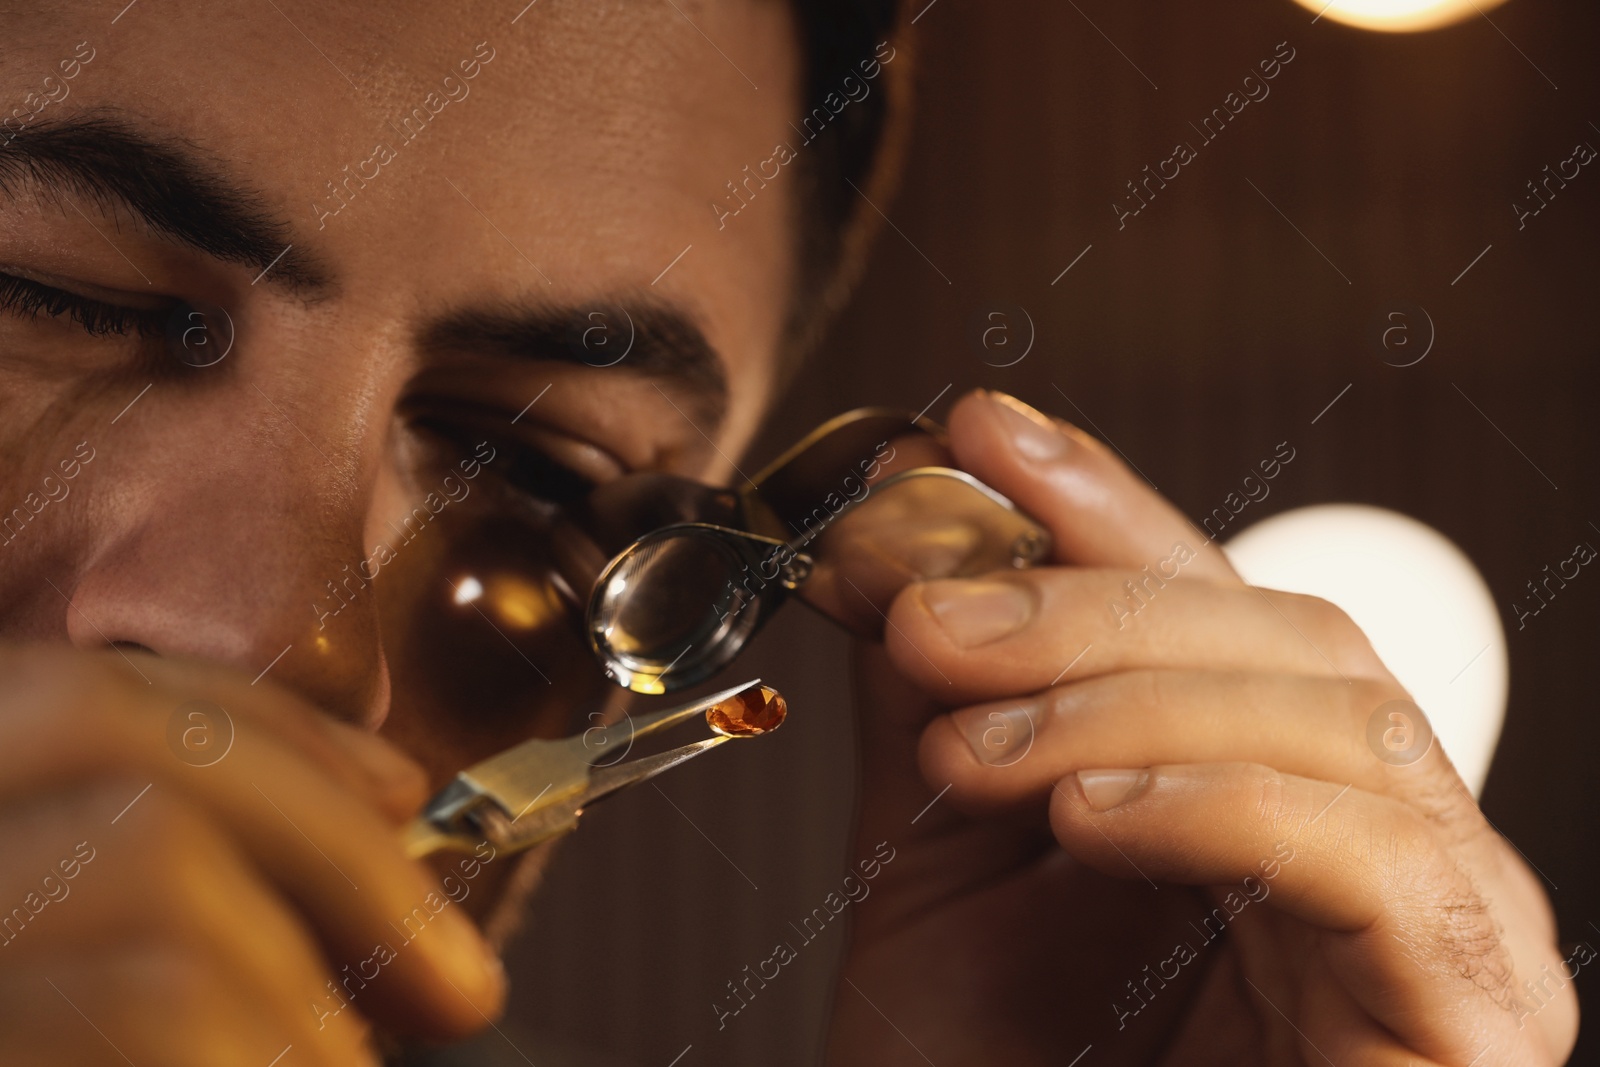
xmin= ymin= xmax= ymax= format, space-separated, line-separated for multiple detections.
xmin=403 ymin=679 xmax=764 ymax=859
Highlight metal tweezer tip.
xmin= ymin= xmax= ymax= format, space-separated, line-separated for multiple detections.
xmin=404 ymin=679 xmax=774 ymax=859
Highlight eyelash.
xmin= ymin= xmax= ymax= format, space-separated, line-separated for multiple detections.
xmin=412 ymin=416 xmax=596 ymax=509
xmin=497 ymin=439 xmax=595 ymax=506
xmin=2 ymin=276 xmax=601 ymax=505
xmin=0 ymin=272 xmax=174 ymax=338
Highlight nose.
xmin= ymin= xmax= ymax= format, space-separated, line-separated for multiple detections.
xmin=64 ymin=378 xmax=392 ymax=729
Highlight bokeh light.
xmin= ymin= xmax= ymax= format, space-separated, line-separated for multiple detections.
xmin=1292 ymin=0 xmax=1508 ymax=33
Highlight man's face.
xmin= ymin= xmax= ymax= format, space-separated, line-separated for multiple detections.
xmin=0 ymin=2 xmax=799 ymax=781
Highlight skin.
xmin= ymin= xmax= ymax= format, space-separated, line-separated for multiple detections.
xmin=0 ymin=4 xmax=1575 ymax=1067
xmin=826 ymin=391 xmax=1579 ymax=1066
xmin=0 ymin=1 xmax=796 ymax=1062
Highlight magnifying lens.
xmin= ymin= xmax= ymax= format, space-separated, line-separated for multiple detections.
xmin=574 ymin=408 xmax=1052 ymax=693
xmin=375 ymin=405 xmax=1052 ymax=756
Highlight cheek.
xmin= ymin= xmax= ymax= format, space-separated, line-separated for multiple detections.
xmin=0 ymin=394 xmax=110 ymax=631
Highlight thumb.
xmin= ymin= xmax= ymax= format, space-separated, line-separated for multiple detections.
xmin=850 ymin=640 xmax=954 ymax=844
xmin=846 ymin=639 xmax=1049 ymax=945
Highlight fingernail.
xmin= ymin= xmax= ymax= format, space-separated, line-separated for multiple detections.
xmin=1077 ymin=768 xmax=1148 ymax=810
xmin=986 ymin=391 xmax=1069 ymax=464
xmin=919 ymin=579 xmax=1035 ymax=647
xmin=958 ymin=704 xmax=1038 ymax=766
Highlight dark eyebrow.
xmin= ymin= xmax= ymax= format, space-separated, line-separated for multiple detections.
xmin=422 ymin=299 xmax=730 ymax=426
xmin=0 ymin=114 xmax=331 ymax=293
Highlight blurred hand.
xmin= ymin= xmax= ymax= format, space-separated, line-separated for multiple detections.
xmin=0 ymin=646 xmax=504 ymax=1066
xmin=827 ymin=389 xmax=1575 ymax=1066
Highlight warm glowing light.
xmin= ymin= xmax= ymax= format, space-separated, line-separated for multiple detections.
xmin=453 ymin=576 xmax=484 ymax=605
xmin=485 ymin=575 xmax=561 ymax=630
xmin=1292 ymin=0 xmax=1507 ymax=32
xmin=1226 ymin=505 xmax=1507 ymax=796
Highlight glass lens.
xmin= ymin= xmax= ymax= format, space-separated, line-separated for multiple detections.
xmin=372 ymin=411 xmax=1049 ymax=707
xmin=588 ymin=526 xmax=777 ymax=693
xmin=795 ymin=469 xmax=1050 ymax=634
xmin=374 ymin=504 xmax=614 ymax=781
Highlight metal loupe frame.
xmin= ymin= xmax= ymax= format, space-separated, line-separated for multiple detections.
xmin=582 ymin=408 xmax=1051 ymax=694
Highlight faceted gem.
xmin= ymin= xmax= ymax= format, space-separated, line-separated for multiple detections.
xmin=706 ymin=685 xmax=787 ymax=736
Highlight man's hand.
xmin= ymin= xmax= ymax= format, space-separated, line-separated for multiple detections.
xmin=0 ymin=647 xmax=504 ymax=1066
xmin=829 ymin=390 xmax=1576 ymax=1066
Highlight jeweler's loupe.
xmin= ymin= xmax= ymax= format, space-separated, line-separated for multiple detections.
xmin=573 ymin=408 xmax=1052 ymax=694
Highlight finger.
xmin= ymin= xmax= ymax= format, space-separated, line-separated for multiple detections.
xmin=884 ymin=569 xmax=1390 ymax=702
xmin=129 ymin=651 xmax=428 ymax=823
xmin=125 ymin=751 xmax=501 ymax=1040
xmin=848 ymin=648 xmax=948 ymax=882
xmin=945 ymin=390 xmax=1240 ymax=583
xmin=0 ymin=783 xmax=377 ymax=1065
xmin=921 ymin=671 xmax=1470 ymax=823
xmin=1048 ymin=762 xmax=1546 ymax=1066
xmin=0 ymin=659 xmax=502 ymax=1038
xmin=1171 ymin=947 xmax=1490 ymax=1067
xmin=842 ymin=643 xmax=1053 ymax=952
xmin=4 ymin=646 xmax=427 ymax=823
xmin=1299 ymin=957 xmax=1493 ymax=1067
xmin=1151 ymin=938 xmax=1340 ymax=1064
xmin=1 ymin=951 xmax=377 ymax=1067
xmin=2 ymin=959 xmax=296 ymax=1067
xmin=924 ymin=666 xmax=1573 ymax=1059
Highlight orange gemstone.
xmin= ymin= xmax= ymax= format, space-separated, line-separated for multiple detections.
xmin=706 ymin=685 xmax=787 ymax=736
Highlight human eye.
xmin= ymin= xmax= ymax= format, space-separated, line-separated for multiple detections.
xmin=0 ymin=270 xmax=175 ymax=339
xmin=462 ymin=426 xmax=598 ymax=510
xmin=403 ymin=397 xmax=612 ymax=513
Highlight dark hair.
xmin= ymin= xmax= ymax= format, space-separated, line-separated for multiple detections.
xmin=784 ymin=0 xmax=910 ymax=361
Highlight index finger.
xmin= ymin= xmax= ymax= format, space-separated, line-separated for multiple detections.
xmin=0 ymin=651 xmax=503 ymax=1039
xmin=945 ymin=389 xmax=1241 ymax=584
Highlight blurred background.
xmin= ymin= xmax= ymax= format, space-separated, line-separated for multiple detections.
xmin=458 ymin=0 xmax=1600 ymax=1062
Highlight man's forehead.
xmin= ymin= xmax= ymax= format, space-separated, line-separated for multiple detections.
xmin=1 ymin=1 xmax=799 ymax=200
xmin=0 ymin=0 xmax=802 ymax=418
